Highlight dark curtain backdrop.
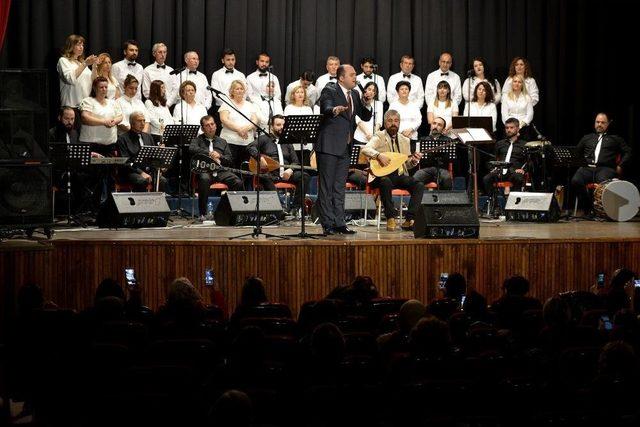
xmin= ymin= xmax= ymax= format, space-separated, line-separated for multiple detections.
xmin=0 ymin=0 xmax=636 ymax=177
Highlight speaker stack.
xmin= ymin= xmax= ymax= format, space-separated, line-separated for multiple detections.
xmin=414 ymin=191 xmax=479 ymax=238
xmin=214 ymin=191 xmax=284 ymax=226
xmin=504 ymin=192 xmax=560 ymax=222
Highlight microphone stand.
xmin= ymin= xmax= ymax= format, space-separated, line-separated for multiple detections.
xmin=208 ymin=87 xmax=287 ymax=240
xmin=372 ymin=65 xmax=379 ymax=136
xmin=172 ymin=68 xmax=191 ymax=219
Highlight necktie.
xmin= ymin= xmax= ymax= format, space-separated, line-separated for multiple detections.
xmin=156 ymin=64 xmax=166 ymax=69
xmin=225 ymin=69 xmax=234 ymax=74
xmin=503 ymin=142 xmax=514 ymax=174
xmin=402 ymin=74 xmax=411 ymax=78
xmin=594 ymin=134 xmax=603 ymax=164
xmin=128 ymin=62 xmax=136 ymax=67
xmin=259 ymin=72 xmax=267 ymax=77
xmin=441 ymin=72 xmax=449 ymax=76
xmin=138 ymin=133 xmax=144 ymax=148
xmin=275 ymin=139 xmax=285 ymax=177
xmin=188 ymin=70 xmax=197 ymax=74
xmin=346 ymin=90 xmax=353 ymax=117
xmin=208 ymin=139 xmax=214 ymax=153
xmin=329 ymin=76 xmax=337 ymax=80
xmin=391 ymin=136 xmax=405 ymax=174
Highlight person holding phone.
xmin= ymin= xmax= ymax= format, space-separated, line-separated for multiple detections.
xmin=604 ymin=268 xmax=637 ymax=315
xmin=427 ymin=272 xmax=467 ymax=320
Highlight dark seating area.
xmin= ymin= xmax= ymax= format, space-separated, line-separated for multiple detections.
xmin=2 ymin=271 xmax=640 ymax=427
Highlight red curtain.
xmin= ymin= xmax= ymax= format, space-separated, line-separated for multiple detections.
xmin=0 ymin=0 xmax=11 ymax=53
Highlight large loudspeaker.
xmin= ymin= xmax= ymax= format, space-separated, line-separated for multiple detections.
xmin=311 ymin=190 xmax=377 ymax=221
xmin=414 ymin=191 xmax=479 ymax=238
xmin=97 ymin=192 xmax=170 ymax=228
xmin=0 ymin=162 xmax=53 ymax=227
xmin=214 ymin=191 xmax=284 ymax=226
xmin=505 ymin=192 xmax=560 ymax=222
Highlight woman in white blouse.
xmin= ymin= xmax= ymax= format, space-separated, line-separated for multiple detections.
xmin=172 ymin=81 xmax=208 ymax=127
xmin=145 ymin=80 xmax=175 ymax=143
xmin=219 ymin=80 xmax=259 ymax=168
xmin=354 ymin=82 xmax=384 ymax=144
xmin=389 ymin=81 xmax=422 ymax=140
xmin=91 ymin=53 xmax=121 ymax=100
xmin=116 ymin=74 xmax=149 ymax=134
xmin=503 ymin=57 xmax=539 ymax=106
xmin=79 ymin=76 xmax=123 ymax=155
xmin=56 ymin=34 xmax=97 ymax=109
xmin=427 ymin=81 xmax=458 ymax=131
xmin=283 ymin=85 xmax=316 ymax=151
xmin=463 ymin=81 xmax=498 ymax=132
xmin=462 ymin=57 xmax=502 ymax=104
xmin=501 ymin=75 xmax=534 ymax=131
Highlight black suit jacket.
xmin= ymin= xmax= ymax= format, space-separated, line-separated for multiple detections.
xmin=48 ymin=125 xmax=79 ymax=144
xmin=314 ymin=82 xmax=372 ymax=156
xmin=247 ymin=134 xmax=299 ymax=168
xmin=117 ymin=130 xmax=156 ymax=174
xmin=495 ymin=138 xmax=528 ymax=169
xmin=574 ymin=133 xmax=632 ymax=169
xmin=188 ymin=134 xmax=234 ymax=168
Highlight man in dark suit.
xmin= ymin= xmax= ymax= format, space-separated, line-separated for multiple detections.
xmin=247 ymin=114 xmax=310 ymax=212
xmin=48 ymin=107 xmax=79 ymax=144
xmin=571 ymin=112 xmax=633 ymax=213
xmin=189 ymin=115 xmax=243 ymax=220
xmin=483 ymin=117 xmax=528 ymax=195
xmin=117 ymin=111 xmax=167 ymax=192
xmin=315 ymin=64 xmax=372 ymax=235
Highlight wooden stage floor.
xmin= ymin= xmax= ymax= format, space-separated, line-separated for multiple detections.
xmin=2 ymin=217 xmax=640 ymax=321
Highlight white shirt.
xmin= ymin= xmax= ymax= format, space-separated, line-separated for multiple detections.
xmin=354 ymin=100 xmax=384 ymax=143
xmin=117 ymin=96 xmax=150 ymax=133
xmin=79 ymin=97 xmax=122 ymax=144
xmin=501 ymin=93 xmax=534 ymax=127
xmin=462 ymin=77 xmax=502 ymax=104
xmin=144 ymin=100 xmax=175 ymax=136
xmin=427 ymin=100 xmax=458 ymax=129
xmin=356 ymin=73 xmax=386 ymax=103
xmin=111 ymin=59 xmax=144 ymax=100
xmin=210 ymin=67 xmax=247 ymax=107
xmin=386 ymin=72 xmax=424 ymax=107
xmin=57 ymin=57 xmax=92 ymax=108
xmin=503 ymin=76 xmax=539 ymax=106
xmin=463 ymin=102 xmax=498 ymax=131
xmin=219 ymin=100 xmax=259 ymax=146
xmin=173 ymin=69 xmax=212 ymax=109
xmin=105 ymin=78 xmax=119 ymax=100
xmin=142 ymin=62 xmax=175 ymax=103
xmin=284 ymin=80 xmax=318 ymax=106
xmin=252 ymin=96 xmax=284 ymax=130
xmin=315 ymin=73 xmax=338 ymax=101
xmin=389 ymin=100 xmax=422 ymax=140
xmin=172 ymin=100 xmax=208 ymax=130
xmin=246 ymin=70 xmax=282 ymax=102
xmin=284 ymin=104 xmax=319 ymax=150
xmin=425 ymin=69 xmax=462 ymax=107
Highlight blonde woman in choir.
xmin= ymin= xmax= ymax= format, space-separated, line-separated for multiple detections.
xmin=501 ymin=75 xmax=534 ymax=134
xmin=91 ymin=53 xmax=121 ymax=100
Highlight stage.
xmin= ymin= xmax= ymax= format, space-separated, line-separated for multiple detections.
xmin=2 ymin=217 xmax=640 ymax=324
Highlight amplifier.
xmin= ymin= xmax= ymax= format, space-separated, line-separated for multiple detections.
xmin=505 ymin=192 xmax=560 ymax=222
xmin=214 ymin=191 xmax=283 ymax=226
xmin=414 ymin=191 xmax=479 ymax=239
xmin=97 ymin=192 xmax=170 ymax=228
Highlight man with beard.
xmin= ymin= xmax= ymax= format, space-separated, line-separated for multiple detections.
xmin=482 ymin=117 xmax=527 ymax=194
xmin=413 ymin=116 xmax=454 ymax=189
xmin=112 ymin=39 xmax=144 ymax=100
xmin=49 ymin=106 xmax=79 ymax=144
xmin=246 ymin=52 xmax=282 ymax=103
xmin=362 ymin=110 xmax=424 ymax=231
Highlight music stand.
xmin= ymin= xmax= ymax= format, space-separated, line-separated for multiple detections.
xmin=49 ymin=142 xmax=91 ymax=226
xmin=451 ymin=127 xmax=494 ymax=213
xmin=419 ymin=138 xmax=457 ymax=190
xmin=134 ymin=146 xmax=178 ymax=192
xmin=162 ymin=124 xmax=199 ymax=217
xmin=550 ymin=145 xmax=584 ymax=217
xmin=280 ymin=114 xmax=324 ymax=239
xmin=452 ymin=116 xmax=493 ymax=135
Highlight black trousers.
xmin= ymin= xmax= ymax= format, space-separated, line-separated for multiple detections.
xmin=196 ymin=170 xmax=243 ymax=216
xmin=483 ymin=168 xmax=525 ymax=195
xmin=126 ymin=171 xmax=168 ymax=192
xmin=316 ymin=150 xmax=350 ymax=229
xmin=571 ymin=166 xmax=616 ymax=210
xmin=258 ymin=171 xmax=311 ymax=208
xmin=371 ymin=173 xmax=424 ymax=220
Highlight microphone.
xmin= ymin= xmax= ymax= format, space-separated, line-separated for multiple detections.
xmin=267 ymin=65 xmax=274 ymax=70
xmin=532 ymin=123 xmax=544 ymax=140
xmin=467 ymin=69 xmax=474 ymax=77
xmin=206 ymin=86 xmax=224 ymax=96
xmin=170 ymin=66 xmax=186 ymax=75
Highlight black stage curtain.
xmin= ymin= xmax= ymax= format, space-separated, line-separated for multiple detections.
xmin=0 ymin=0 xmax=636 ymax=178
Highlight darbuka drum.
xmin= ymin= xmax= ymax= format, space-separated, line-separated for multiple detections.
xmin=592 ymin=179 xmax=640 ymax=222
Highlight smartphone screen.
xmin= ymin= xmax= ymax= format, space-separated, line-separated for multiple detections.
xmin=204 ymin=268 xmax=215 ymax=287
xmin=596 ymin=273 xmax=605 ymax=288
xmin=634 ymin=279 xmax=640 ymax=288
xmin=600 ymin=315 xmax=613 ymax=331
xmin=460 ymin=294 xmax=466 ymax=307
xmin=125 ymin=268 xmax=137 ymax=289
xmin=439 ymin=273 xmax=449 ymax=289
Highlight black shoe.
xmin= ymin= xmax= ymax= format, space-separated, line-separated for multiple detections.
xmin=334 ymin=225 xmax=357 ymax=235
xmin=322 ymin=226 xmax=336 ymax=236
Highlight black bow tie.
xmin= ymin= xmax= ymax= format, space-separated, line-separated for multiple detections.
xmin=258 ymin=72 xmax=268 ymax=77
xmin=188 ymin=70 xmax=197 ymax=74
xmin=364 ymin=75 xmax=372 ymax=79
xmin=261 ymin=96 xmax=273 ymax=102
xmin=127 ymin=62 xmax=136 ymax=67
xmin=329 ymin=76 xmax=337 ymax=80
xmin=402 ymin=74 xmax=411 ymax=78
xmin=156 ymin=64 xmax=166 ymax=69
xmin=441 ymin=72 xmax=449 ymax=76
xmin=225 ymin=69 xmax=234 ymax=74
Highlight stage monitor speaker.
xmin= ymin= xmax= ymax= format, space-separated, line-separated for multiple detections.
xmin=505 ymin=192 xmax=560 ymax=222
xmin=97 ymin=192 xmax=170 ymax=228
xmin=214 ymin=191 xmax=283 ymax=226
xmin=0 ymin=162 xmax=53 ymax=227
xmin=414 ymin=192 xmax=479 ymax=238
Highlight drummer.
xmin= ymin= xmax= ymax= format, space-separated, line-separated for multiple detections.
xmin=483 ymin=117 xmax=528 ymax=195
xmin=571 ymin=112 xmax=633 ymax=215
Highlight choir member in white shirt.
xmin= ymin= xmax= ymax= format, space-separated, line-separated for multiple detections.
xmin=219 ymin=80 xmax=259 ymax=168
xmin=388 ymin=81 xmax=422 ymax=141
xmin=253 ymin=81 xmax=284 ymax=132
xmin=427 ymin=81 xmax=458 ymax=132
xmin=314 ymin=56 xmax=340 ymax=101
xmin=117 ymin=75 xmax=150 ymax=134
xmin=425 ymin=52 xmax=462 ymax=107
xmin=284 ymin=85 xmax=318 ymax=151
xmin=142 ymin=42 xmax=175 ymax=103
xmin=503 ymin=57 xmax=539 ymax=106
xmin=354 ymin=82 xmax=384 ymax=144
xmin=501 ymin=75 xmax=534 ymax=132
xmin=461 ymin=57 xmax=502 ymax=104
xmin=284 ymin=70 xmax=317 ymax=106
xmin=144 ymin=80 xmax=175 ymax=143
xmin=91 ymin=53 xmax=121 ymax=100
xmin=79 ymin=77 xmax=123 ymax=155
xmin=111 ymin=40 xmax=144 ymax=100
xmin=386 ymin=54 xmax=424 ymax=106
xmin=172 ymin=51 xmax=211 ymax=109
xmin=356 ymin=57 xmax=386 ymax=103
xmin=56 ymin=34 xmax=97 ymax=109
xmin=246 ymin=52 xmax=282 ymax=103
xmin=172 ymin=81 xmax=208 ymax=128
xmin=210 ymin=48 xmax=247 ymax=108
xmin=462 ymin=81 xmax=497 ymax=132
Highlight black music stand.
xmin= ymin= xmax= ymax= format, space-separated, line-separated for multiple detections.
xmin=551 ymin=145 xmax=583 ymax=218
xmin=419 ymin=138 xmax=457 ymax=189
xmin=163 ymin=124 xmax=199 ymax=217
xmin=134 ymin=146 xmax=178 ymax=192
xmin=451 ymin=127 xmax=494 ymax=213
xmin=49 ymin=142 xmax=91 ymax=226
xmin=280 ymin=114 xmax=324 ymax=239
